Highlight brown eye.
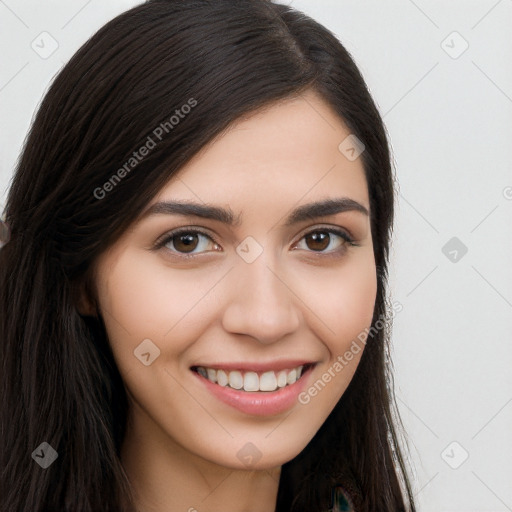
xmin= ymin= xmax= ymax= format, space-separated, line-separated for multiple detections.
xmin=155 ymin=226 xmax=357 ymax=259
xmin=173 ymin=233 xmax=201 ymax=253
xmin=295 ymin=227 xmax=356 ymax=255
xmin=158 ymin=229 xmax=220 ymax=255
xmin=304 ymin=232 xmax=331 ymax=252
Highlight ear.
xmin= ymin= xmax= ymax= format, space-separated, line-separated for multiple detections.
xmin=74 ymin=274 xmax=98 ymax=318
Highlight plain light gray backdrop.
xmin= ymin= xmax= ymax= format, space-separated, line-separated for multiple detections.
xmin=1 ymin=1 xmax=511 ymax=510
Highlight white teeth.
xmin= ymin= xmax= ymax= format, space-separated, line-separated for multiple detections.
xmin=276 ymin=370 xmax=287 ymax=388
xmin=206 ymin=368 xmax=217 ymax=383
xmin=259 ymin=371 xmax=277 ymax=391
xmin=243 ymin=371 xmax=259 ymax=392
xmin=228 ymin=371 xmax=243 ymax=390
xmin=196 ymin=364 xmax=309 ymax=391
xmin=287 ymin=369 xmax=297 ymax=385
xmin=217 ymin=369 xmax=228 ymax=387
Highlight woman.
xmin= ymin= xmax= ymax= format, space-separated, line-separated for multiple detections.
xmin=0 ymin=0 xmax=416 ymax=510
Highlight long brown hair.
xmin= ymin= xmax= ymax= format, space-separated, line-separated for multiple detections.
xmin=0 ymin=1 xmax=415 ymax=510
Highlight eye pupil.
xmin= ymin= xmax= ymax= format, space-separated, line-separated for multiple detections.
xmin=305 ymin=232 xmax=330 ymax=252
xmin=175 ymin=233 xmax=198 ymax=253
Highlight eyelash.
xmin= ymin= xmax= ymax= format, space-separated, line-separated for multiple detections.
xmin=153 ymin=225 xmax=360 ymax=260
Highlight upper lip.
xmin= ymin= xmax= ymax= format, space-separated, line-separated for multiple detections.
xmin=191 ymin=359 xmax=316 ymax=373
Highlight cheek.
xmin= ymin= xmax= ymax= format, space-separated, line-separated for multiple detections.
xmin=337 ymin=257 xmax=378 ymax=342
xmin=98 ymin=255 xmax=170 ymax=337
xmin=294 ymin=254 xmax=376 ymax=414
xmin=332 ymin=257 xmax=377 ymax=381
xmin=298 ymin=252 xmax=377 ymax=353
xmin=95 ymin=249 xmax=203 ymax=366
xmin=95 ymin=248 xmax=231 ymax=380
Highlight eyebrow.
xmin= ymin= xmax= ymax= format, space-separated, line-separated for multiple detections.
xmin=142 ymin=197 xmax=369 ymax=227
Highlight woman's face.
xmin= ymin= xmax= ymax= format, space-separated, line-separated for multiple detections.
xmin=92 ymin=89 xmax=377 ymax=470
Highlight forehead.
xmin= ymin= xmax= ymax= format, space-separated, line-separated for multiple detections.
xmin=152 ymin=89 xmax=369 ymax=215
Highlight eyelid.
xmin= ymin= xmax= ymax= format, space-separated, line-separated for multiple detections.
xmin=152 ymin=223 xmax=360 ymax=257
xmin=152 ymin=226 xmax=220 ymax=251
xmin=294 ymin=223 xmax=357 ymax=245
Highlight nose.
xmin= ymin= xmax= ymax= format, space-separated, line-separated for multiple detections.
xmin=221 ymin=253 xmax=301 ymax=345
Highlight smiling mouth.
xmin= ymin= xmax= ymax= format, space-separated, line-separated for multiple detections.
xmin=191 ymin=363 xmax=315 ymax=392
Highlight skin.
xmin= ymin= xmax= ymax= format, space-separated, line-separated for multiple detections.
xmin=86 ymin=89 xmax=377 ymax=512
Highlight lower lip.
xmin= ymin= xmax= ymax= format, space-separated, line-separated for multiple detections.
xmin=191 ymin=365 xmax=315 ymax=416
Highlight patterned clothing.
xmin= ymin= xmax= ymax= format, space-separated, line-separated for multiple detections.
xmin=330 ymin=484 xmax=356 ymax=511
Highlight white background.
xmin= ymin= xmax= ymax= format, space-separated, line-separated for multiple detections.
xmin=1 ymin=1 xmax=511 ymax=510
